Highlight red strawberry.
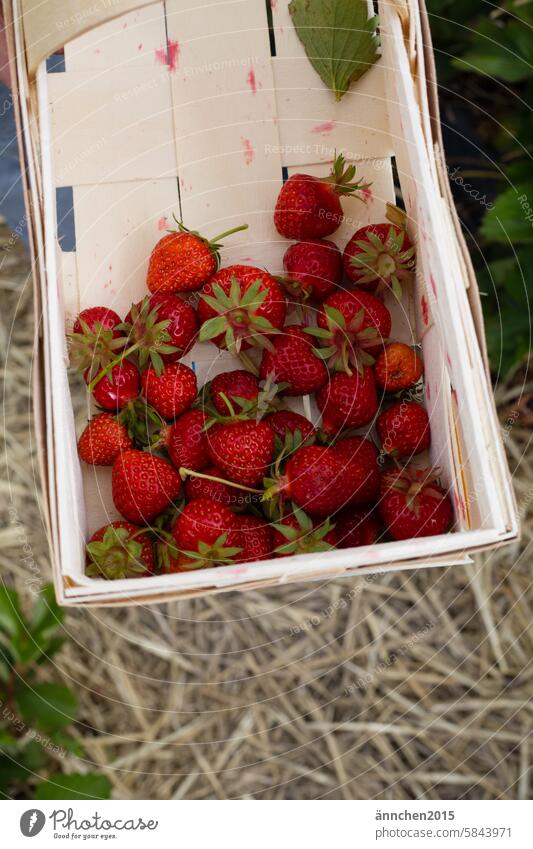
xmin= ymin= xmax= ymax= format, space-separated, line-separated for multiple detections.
xmin=112 ymin=449 xmax=182 ymax=524
xmin=274 ymin=445 xmax=358 ymax=518
xmin=166 ymin=409 xmax=210 ymax=471
xmin=259 ymin=325 xmax=328 ymax=395
xmin=70 ymin=306 xmax=125 ymax=377
xmin=309 ymin=289 xmax=391 ymax=374
xmin=206 ymin=420 xmax=275 ymax=487
xmin=141 ymin=362 xmax=197 ymax=420
xmin=78 ymin=413 xmax=133 ymax=465
xmin=147 ymin=221 xmax=247 ymax=294
xmin=335 ymin=507 xmax=381 ymax=549
xmin=184 ymin=465 xmax=252 ymax=511
xmin=210 ymin=370 xmax=259 ymax=416
xmin=273 ymin=154 xmax=369 ymax=240
xmin=86 ymin=360 xmax=140 ymax=411
xmin=235 ymin=514 xmax=273 ymax=562
xmin=375 ymin=342 xmax=423 ymax=392
xmin=272 ymin=508 xmax=336 ymax=556
xmin=282 ymin=239 xmax=342 ymax=301
xmin=343 ymin=222 xmax=415 ymax=297
xmin=198 ymin=265 xmax=286 ymax=352
xmin=379 ymin=466 xmax=453 ymax=540
xmin=377 ymin=401 xmax=430 ymax=457
xmin=172 ymin=497 xmax=241 ymax=567
xmin=316 ymin=368 xmax=378 ymax=435
xmin=73 ymin=306 xmax=121 ymax=336
xmin=123 ymin=293 xmax=198 ymax=366
xmin=85 ymin=521 xmax=155 ymax=579
xmin=333 ymin=436 xmax=380 ymax=504
xmin=266 ymin=410 xmax=316 ymax=444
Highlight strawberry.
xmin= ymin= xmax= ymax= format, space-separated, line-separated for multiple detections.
xmin=272 ymin=507 xmax=336 ymax=556
xmin=123 ymin=293 xmax=198 ymax=368
xmin=308 ymin=289 xmax=391 ymax=374
xmin=379 ymin=466 xmax=453 ymax=540
xmin=147 ymin=221 xmax=248 ymax=294
xmin=316 ymin=368 xmax=378 ymax=435
xmin=210 ymin=369 xmax=259 ymax=416
xmin=78 ymin=413 xmax=133 ymax=465
xmin=281 ymin=239 xmax=342 ymax=301
xmin=259 ymin=325 xmax=328 ymax=395
xmin=141 ymin=362 xmax=197 ymax=420
xmin=206 ymin=419 xmax=275 ymax=487
xmin=332 ymin=436 xmax=380 ymax=504
xmin=184 ymin=465 xmax=253 ymax=511
xmin=377 ymin=401 xmax=430 ymax=457
xmin=69 ymin=306 xmax=125 ymax=378
xmin=166 ymin=409 xmax=210 ymax=471
xmin=198 ymin=265 xmax=286 ymax=352
xmin=172 ymin=497 xmax=241 ymax=567
xmin=269 ymin=445 xmax=358 ymax=518
xmin=266 ymin=410 xmax=316 ymax=445
xmin=375 ymin=342 xmax=423 ymax=393
xmin=273 ymin=154 xmax=369 ymax=240
xmin=112 ymin=449 xmax=182 ymax=524
xmin=343 ymin=222 xmax=415 ymax=297
xmin=85 ymin=521 xmax=155 ymax=579
xmin=86 ymin=360 xmax=140 ymax=411
xmin=334 ymin=507 xmax=381 ymax=549
xmin=235 ymin=514 xmax=273 ymax=562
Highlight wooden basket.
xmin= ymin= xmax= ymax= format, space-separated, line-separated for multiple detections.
xmin=5 ymin=0 xmax=519 ymax=605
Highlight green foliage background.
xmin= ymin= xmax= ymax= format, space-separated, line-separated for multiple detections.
xmin=427 ymin=0 xmax=532 ymax=375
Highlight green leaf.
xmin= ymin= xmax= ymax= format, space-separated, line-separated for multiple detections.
xmin=199 ymin=316 xmax=228 ymax=342
xmin=481 ymin=186 xmax=533 ymax=244
xmin=0 ymin=585 xmax=22 ymax=638
xmin=35 ymin=772 xmax=112 ymax=800
xmin=289 ymin=0 xmax=380 ymax=101
xmin=15 ymin=682 xmax=78 ymax=733
xmin=31 ymin=584 xmax=64 ymax=638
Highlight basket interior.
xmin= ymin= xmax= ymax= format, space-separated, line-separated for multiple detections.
xmin=35 ymin=0 xmax=511 ymax=592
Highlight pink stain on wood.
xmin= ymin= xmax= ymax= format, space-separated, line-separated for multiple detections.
xmin=241 ymin=137 xmax=254 ymax=166
xmin=361 ymin=185 xmax=373 ymax=204
xmin=430 ymin=273 xmax=437 ymax=298
xmin=158 ymin=216 xmax=168 ymax=231
xmin=311 ymin=121 xmax=335 ymax=135
xmin=421 ymin=294 xmax=429 ymax=325
xmin=138 ymin=43 xmax=143 ymax=51
xmin=155 ymin=40 xmax=180 ymax=72
xmin=426 ymin=383 xmax=431 ymax=401
xmin=247 ymin=67 xmax=257 ymax=95
xmin=270 ymin=0 xmax=278 ymax=9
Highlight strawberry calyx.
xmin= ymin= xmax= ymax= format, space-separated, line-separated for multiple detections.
xmin=117 ymin=397 xmax=165 ymax=448
xmin=321 ymin=153 xmax=371 ymax=198
xmin=273 ymin=505 xmax=336 ymax=555
xmin=384 ymin=465 xmax=445 ymax=516
xmin=171 ymin=216 xmax=248 ymax=271
xmin=178 ymin=532 xmax=243 ymax=570
xmin=68 ymin=318 xmax=126 ymax=380
xmin=305 ymin=305 xmax=382 ymax=375
xmin=261 ymin=429 xmax=309 ymax=516
xmin=349 ymin=225 xmax=415 ymax=299
xmin=202 ymin=374 xmax=285 ymax=426
xmin=85 ymin=526 xmax=149 ymax=580
xmin=118 ymin=296 xmax=180 ymax=375
xmin=199 ymin=274 xmax=280 ymax=354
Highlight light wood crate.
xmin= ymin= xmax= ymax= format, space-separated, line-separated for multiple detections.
xmin=6 ymin=0 xmax=519 ymax=605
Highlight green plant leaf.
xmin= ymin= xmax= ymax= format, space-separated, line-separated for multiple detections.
xmin=289 ymin=0 xmax=380 ymax=101
xmin=35 ymin=772 xmax=112 ymax=800
xmin=30 ymin=584 xmax=64 ymax=640
xmin=481 ymin=186 xmax=533 ymax=243
xmin=0 ymin=585 xmax=22 ymax=638
xmin=15 ymin=682 xmax=78 ymax=733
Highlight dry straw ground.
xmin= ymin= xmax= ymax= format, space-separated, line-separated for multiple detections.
xmin=1 ymin=220 xmax=531 ymax=800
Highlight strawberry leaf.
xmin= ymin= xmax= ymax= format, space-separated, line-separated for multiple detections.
xmin=289 ymin=0 xmax=380 ymax=102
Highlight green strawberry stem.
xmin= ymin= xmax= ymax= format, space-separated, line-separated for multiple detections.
xmin=209 ymin=224 xmax=249 ymax=244
xmin=88 ymin=341 xmax=143 ymax=391
xmin=178 ymin=467 xmax=263 ymax=494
